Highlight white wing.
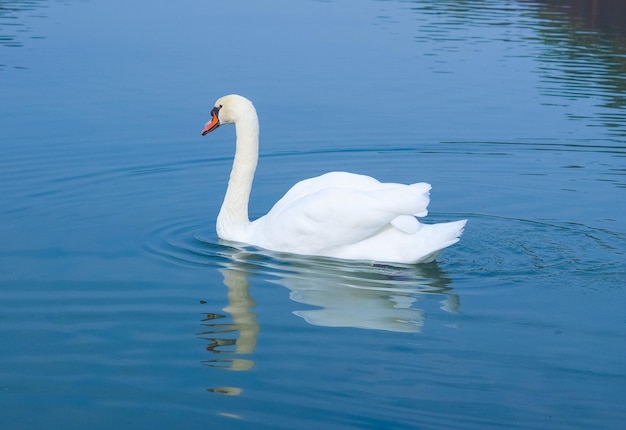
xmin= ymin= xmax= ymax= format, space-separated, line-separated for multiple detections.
xmin=250 ymin=172 xmax=431 ymax=254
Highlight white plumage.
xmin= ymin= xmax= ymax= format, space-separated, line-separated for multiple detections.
xmin=201 ymin=94 xmax=466 ymax=264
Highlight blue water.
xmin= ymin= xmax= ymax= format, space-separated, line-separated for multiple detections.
xmin=1 ymin=0 xmax=625 ymax=429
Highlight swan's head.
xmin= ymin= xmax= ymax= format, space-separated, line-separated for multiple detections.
xmin=201 ymin=94 xmax=257 ymax=136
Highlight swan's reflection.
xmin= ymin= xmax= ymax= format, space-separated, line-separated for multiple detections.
xmin=223 ymin=249 xmax=458 ymax=332
xmin=199 ymin=263 xmax=259 ymax=396
xmin=266 ymin=253 xmax=458 ymax=332
xmin=201 ymin=249 xmax=459 ymax=394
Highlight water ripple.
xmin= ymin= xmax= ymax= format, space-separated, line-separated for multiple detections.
xmin=0 ymin=0 xmax=47 ymax=71
xmin=143 ymin=216 xmax=464 ymax=333
xmin=453 ymin=213 xmax=626 ymax=290
xmin=143 ymin=206 xmax=625 ymax=336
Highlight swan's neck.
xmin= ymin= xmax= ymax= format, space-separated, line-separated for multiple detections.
xmin=217 ymin=116 xmax=259 ymax=241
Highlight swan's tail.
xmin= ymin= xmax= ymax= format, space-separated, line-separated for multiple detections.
xmin=413 ymin=219 xmax=467 ymax=263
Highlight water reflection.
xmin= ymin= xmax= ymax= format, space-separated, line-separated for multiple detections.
xmin=200 ymin=248 xmax=460 ymax=394
xmin=0 ymin=0 xmax=46 ymax=48
xmin=265 ymin=253 xmax=458 ymax=332
xmin=240 ymin=250 xmax=456 ymax=332
xmin=528 ymin=0 xmax=626 ymax=39
xmin=397 ymin=0 xmax=626 ymax=136
xmin=528 ymin=0 xmax=626 ymax=134
xmin=199 ymin=264 xmax=259 ymax=396
xmin=199 ymin=267 xmax=258 ymax=365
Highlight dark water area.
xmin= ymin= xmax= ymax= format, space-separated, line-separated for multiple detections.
xmin=527 ymin=0 xmax=626 ymax=134
xmin=1 ymin=1 xmax=625 ymax=429
xmin=532 ymin=0 xmax=626 ymax=37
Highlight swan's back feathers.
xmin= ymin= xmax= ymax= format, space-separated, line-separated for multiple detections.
xmin=268 ymin=172 xmax=430 ymax=217
xmin=249 ymin=172 xmax=441 ymax=259
xmin=270 ymin=172 xmax=380 ymax=213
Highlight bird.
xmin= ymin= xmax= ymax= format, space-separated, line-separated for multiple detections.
xmin=201 ymin=94 xmax=466 ymax=264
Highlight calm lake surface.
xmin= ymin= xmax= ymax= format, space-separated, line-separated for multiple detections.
xmin=1 ymin=0 xmax=625 ymax=428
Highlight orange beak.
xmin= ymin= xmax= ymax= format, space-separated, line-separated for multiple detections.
xmin=201 ymin=106 xmax=221 ymax=136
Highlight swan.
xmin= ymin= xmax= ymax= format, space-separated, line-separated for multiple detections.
xmin=201 ymin=94 xmax=466 ymax=264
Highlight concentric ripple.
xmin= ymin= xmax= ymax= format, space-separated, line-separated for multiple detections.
xmin=144 ymin=212 xmax=626 ymax=293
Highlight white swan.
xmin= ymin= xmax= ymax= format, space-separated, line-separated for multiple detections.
xmin=201 ymin=94 xmax=466 ymax=264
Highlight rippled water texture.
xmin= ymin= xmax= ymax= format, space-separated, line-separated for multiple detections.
xmin=1 ymin=0 xmax=625 ymax=429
